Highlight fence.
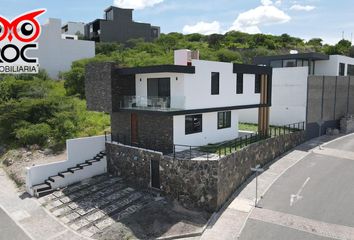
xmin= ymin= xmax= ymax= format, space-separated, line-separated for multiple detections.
xmin=173 ymin=122 xmax=305 ymax=160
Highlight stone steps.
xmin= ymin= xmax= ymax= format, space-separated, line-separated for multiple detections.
xmin=44 ymin=177 xmax=122 ymax=210
xmin=51 ymin=182 xmax=127 ymax=218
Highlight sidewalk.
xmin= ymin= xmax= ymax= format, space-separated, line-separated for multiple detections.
xmin=200 ymin=134 xmax=344 ymax=240
xmin=0 ymin=168 xmax=90 ymax=240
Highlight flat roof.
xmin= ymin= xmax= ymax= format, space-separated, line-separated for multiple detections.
xmin=254 ymin=52 xmax=329 ymax=65
xmin=116 ymin=65 xmax=196 ymax=75
xmin=233 ymin=63 xmax=272 ymax=75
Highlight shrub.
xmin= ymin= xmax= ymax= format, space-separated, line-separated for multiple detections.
xmin=15 ymin=123 xmax=51 ymax=146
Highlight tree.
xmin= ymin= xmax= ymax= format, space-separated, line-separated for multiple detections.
xmin=64 ymin=67 xmax=85 ymax=98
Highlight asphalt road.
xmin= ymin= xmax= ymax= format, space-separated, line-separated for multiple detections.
xmin=0 ymin=207 xmax=30 ymax=240
xmin=239 ymin=134 xmax=354 ymax=240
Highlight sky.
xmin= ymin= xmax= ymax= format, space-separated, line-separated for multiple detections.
xmin=1 ymin=0 xmax=353 ymax=44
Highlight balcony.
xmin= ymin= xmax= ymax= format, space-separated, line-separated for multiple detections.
xmin=119 ymin=96 xmax=185 ymax=111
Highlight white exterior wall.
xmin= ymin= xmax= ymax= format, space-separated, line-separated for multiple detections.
xmin=238 ymin=67 xmax=308 ymax=126
xmin=173 ymin=110 xmax=239 ymax=148
xmin=26 ymin=135 xmax=109 ymax=195
xmin=315 ymin=55 xmax=354 ymax=76
xmin=184 ymin=60 xmax=260 ymax=109
xmin=28 ymin=18 xmax=95 ymax=79
xmin=135 ymin=72 xmax=185 ymax=108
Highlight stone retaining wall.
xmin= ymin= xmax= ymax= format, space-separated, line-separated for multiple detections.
xmin=106 ymin=131 xmax=306 ymax=212
xmin=217 ymin=131 xmax=306 ymax=208
xmin=340 ymin=115 xmax=354 ymax=134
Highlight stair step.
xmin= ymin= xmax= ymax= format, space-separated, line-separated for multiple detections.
xmin=77 ymin=163 xmax=91 ymax=168
xmin=68 ymin=167 xmax=82 ymax=173
xmin=100 ymin=151 xmax=106 ymax=155
xmin=33 ymin=183 xmax=51 ymax=192
xmin=59 ymin=171 xmax=73 ymax=178
xmin=49 ymin=175 xmax=64 ymax=182
xmin=86 ymin=159 xmax=99 ymax=164
xmin=37 ymin=188 xmax=55 ymax=198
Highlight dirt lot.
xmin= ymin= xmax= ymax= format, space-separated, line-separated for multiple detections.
xmin=97 ymin=199 xmax=210 ymax=240
xmin=0 ymin=148 xmax=66 ymax=189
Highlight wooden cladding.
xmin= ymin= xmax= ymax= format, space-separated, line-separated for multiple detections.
xmin=258 ymin=74 xmax=270 ymax=135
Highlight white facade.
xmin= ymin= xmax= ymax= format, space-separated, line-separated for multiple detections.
xmin=173 ymin=111 xmax=239 ymax=147
xmin=134 ymin=60 xmax=261 ymax=110
xmin=61 ymin=22 xmax=85 ymax=35
xmin=28 ymin=18 xmax=95 ymax=79
xmin=239 ymin=67 xmax=308 ymax=125
xmin=315 ymin=55 xmax=354 ymax=76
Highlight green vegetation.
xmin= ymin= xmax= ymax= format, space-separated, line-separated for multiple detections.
xmin=0 ymin=72 xmax=110 ymax=151
xmin=63 ymin=32 xmax=353 ymax=99
xmin=238 ymin=122 xmax=259 ymax=132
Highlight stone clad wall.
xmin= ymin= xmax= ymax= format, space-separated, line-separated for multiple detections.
xmin=217 ymin=131 xmax=306 ymax=208
xmin=340 ymin=115 xmax=354 ymax=133
xmin=160 ymin=158 xmax=218 ymax=212
xmin=106 ymin=131 xmax=306 ymax=212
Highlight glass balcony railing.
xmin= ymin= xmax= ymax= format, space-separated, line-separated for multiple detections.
xmin=120 ymin=96 xmax=185 ymax=111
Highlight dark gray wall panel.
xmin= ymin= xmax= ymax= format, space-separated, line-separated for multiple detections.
xmin=335 ymin=76 xmax=349 ymax=119
xmin=307 ymin=76 xmax=323 ymax=123
xmin=349 ymin=77 xmax=354 ymax=114
xmin=322 ymin=76 xmax=336 ymax=121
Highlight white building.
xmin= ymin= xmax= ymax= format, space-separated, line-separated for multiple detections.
xmin=29 ymin=18 xmax=95 ymax=79
xmin=61 ymin=21 xmax=85 ymax=36
xmin=239 ymin=53 xmax=354 ymax=125
xmin=86 ymin=49 xmax=272 ymax=153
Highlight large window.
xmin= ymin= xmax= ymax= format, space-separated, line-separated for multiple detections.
xmin=339 ymin=63 xmax=346 ymax=76
xmin=211 ymin=72 xmax=220 ymax=95
xmin=283 ymin=59 xmax=297 ymax=67
xmin=106 ymin=9 xmax=114 ymax=20
xmin=218 ymin=111 xmax=231 ymax=129
xmin=347 ymin=64 xmax=354 ymax=76
xmin=236 ymin=74 xmax=244 ymax=94
xmin=255 ymin=74 xmax=261 ymax=94
xmin=185 ymin=114 xmax=202 ymax=135
xmin=270 ymin=60 xmax=282 ymax=68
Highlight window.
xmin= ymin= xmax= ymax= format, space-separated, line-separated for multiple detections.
xmin=348 ymin=64 xmax=354 ymax=76
xmin=185 ymin=115 xmax=202 ymax=135
xmin=303 ymin=60 xmax=309 ymax=67
xmin=270 ymin=60 xmax=282 ymax=68
xmin=211 ymin=72 xmax=220 ymax=95
xmin=255 ymin=74 xmax=261 ymax=94
xmin=236 ymin=74 xmax=243 ymax=94
xmin=296 ymin=59 xmax=303 ymax=67
xmin=339 ymin=63 xmax=345 ymax=76
xmin=283 ymin=59 xmax=297 ymax=67
xmin=218 ymin=111 xmax=231 ymax=129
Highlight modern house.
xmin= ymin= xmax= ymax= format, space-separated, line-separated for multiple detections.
xmin=61 ymin=21 xmax=85 ymax=36
xmin=28 ymin=18 xmax=95 ymax=79
xmin=85 ymin=49 xmax=272 ymax=153
xmin=238 ymin=52 xmax=354 ymax=128
xmin=84 ymin=6 xmax=160 ymax=43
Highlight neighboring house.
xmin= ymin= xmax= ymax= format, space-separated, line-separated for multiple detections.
xmin=85 ymin=49 xmax=272 ymax=153
xmin=238 ymin=52 xmax=354 ymax=126
xmin=28 ymin=18 xmax=95 ymax=79
xmin=61 ymin=21 xmax=85 ymax=36
xmin=84 ymin=6 xmax=160 ymax=43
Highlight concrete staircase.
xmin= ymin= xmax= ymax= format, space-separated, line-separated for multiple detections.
xmin=32 ymin=151 xmax=106 ymax=198
xmin=39 ymin=174 xmax=154 ymax=238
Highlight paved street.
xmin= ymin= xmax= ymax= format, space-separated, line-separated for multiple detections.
xmin=239 ymin=134 xmax=354 ymax=240
xmin=0 ymin=207 xmax=30 ymax=240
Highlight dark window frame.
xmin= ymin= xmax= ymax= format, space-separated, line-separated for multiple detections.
xmin=339 ymin=63 xmax=345 ymax=76
xmin=185 ymin=114 xmax=203 ymax=135
xmin=236 ymin=74 xmax=244 ymax=94
xmin=255 ymin=74 xmax=261 ymax=94
xmin=211 ymin=72 xmax=220 ymax=95
xmin=348 ymin=64 xmax=354 ymax=76
xmin=218 ymin=111 xmax=231 ymax=129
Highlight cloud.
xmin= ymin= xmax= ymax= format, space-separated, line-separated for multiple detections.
xmin=229 ymin=0 xmax=291 ymax=34
xmin=290 ymin=4 xmax=316 ymax=11
xmin=113 ymin=0 xmax=163 ymax=10
xmin=183 ymin=21 xmax=221 ymax=35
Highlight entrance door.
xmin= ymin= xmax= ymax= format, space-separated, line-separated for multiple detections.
xmin=150 ymin=159 xmax=160 ymax=189
xmin=131 ymin=113 xmax=138 ymax=145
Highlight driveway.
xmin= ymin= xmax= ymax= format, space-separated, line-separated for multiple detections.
xmin=239 ymin=134 xmax=354 ymax=240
